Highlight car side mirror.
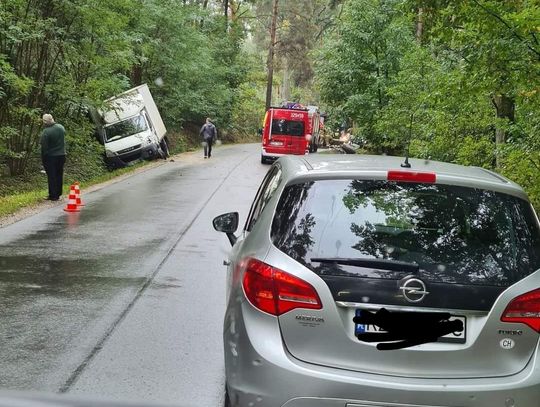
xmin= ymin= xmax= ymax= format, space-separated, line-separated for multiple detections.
xmin=213 ymin=212 xmax=239 ymax=246
xmin=258 ymin=128 xmax=263 ymax=136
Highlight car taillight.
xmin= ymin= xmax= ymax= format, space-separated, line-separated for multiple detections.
xmin=242 ymin=258 xmax=322 ymax=316
xmin=501 ymin=288 xmax=540 ymax=332
xmin=387 ymin=170 xmax=436 ymax=183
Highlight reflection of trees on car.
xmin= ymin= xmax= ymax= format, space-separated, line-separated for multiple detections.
xmin=272 ymin=182 xmax=315 ymax=264
xmin=272 ymin=179 xmax=540 ymax=288
xmin=277 ymin=213 xmax=316 ymax=263
xmin=341 ymin=180 xmax=540 ymax=286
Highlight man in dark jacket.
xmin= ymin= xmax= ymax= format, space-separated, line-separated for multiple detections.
xmin=200 ymin=118 xmax=217 ymax=159
xmin=40 ymin=114 xmax=66 ymax=201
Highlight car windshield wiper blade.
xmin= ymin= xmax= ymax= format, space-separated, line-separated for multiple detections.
xmin=310 ymin=257 xmax=419 ymax=273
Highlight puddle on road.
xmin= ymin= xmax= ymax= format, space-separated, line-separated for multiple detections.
xmin=0 ymin=256 xmax=148 ymax=298
xmin=0 ymin=245 xmax=156 ymax=389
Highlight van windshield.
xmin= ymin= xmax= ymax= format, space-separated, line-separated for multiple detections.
xmin=271 ymin=180 xmax=540 ymax=287
xmin=104 ymin=114 xmax=148 ymax=142
xmin=271 ymin=119 xmax=304 ymax=137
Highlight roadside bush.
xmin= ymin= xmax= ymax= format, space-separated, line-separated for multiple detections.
xmin=454 ymin=136 xmax=495 ymax=168
xmin=499 ymin=146 xmax=540 ymax=211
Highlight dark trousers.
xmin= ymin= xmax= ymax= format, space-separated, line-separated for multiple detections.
xmin=204 ymin=138 xmax=213 ymax=157
xmin=42 ymin=155 xmax=66 ymax=199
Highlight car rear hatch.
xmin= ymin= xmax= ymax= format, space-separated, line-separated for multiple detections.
xmin=288 ymin=112 xmax=308 ymax=155
xmin=266 ymin=113 xmax=306 ymax=155
xmin=269 ymin=175 xmax=540 ymax=378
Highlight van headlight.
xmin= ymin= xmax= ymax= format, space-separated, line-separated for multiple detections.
xmin=105 ymin=149 xmax=115 ymax=157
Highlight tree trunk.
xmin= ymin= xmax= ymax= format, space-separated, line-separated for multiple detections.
xmin=265 ymin=0 xmax=279 ymax=110
xmin=229 ymin=0 xmax=239 ymax=23
xmin=131 ymin=64 xmax=143 ymax=86
xmin=281 ymin=57 xmax=290 ymax=102
xmin=416 ymin=7 xmax=424 ymax=42
xmin=131 ymin=40 xmax=143 ymax=86
xmin=492 ymin=93 xmax=515 ymax=167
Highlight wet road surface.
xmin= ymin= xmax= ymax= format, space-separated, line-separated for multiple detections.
xmin=0 ymin=143 xmax=268 ymax=405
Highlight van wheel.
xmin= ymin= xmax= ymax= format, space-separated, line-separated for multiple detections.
xmin=261 ymin=155 xmax=268 ymax=164
xmin=159 ymin=137 xmax=170 ymax=159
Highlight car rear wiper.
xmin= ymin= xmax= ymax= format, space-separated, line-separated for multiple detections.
xmin=310 ymin=257 xmax=419 ymax=273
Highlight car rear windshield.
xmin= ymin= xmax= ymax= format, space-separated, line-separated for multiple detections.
xmin=271 ymin=180 xmax=540 ymax=287
xmin=271 ymin=119 xmax=304 ymax=137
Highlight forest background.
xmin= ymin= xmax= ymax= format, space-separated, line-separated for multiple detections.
xmin=1 ymin=0 xmax=539 ymax=212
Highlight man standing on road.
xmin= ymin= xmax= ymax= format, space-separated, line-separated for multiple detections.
xmin=40 ymin=114 xmax=66 ymax=201
xmin=200 ymin=117 xmax=217 ymax=159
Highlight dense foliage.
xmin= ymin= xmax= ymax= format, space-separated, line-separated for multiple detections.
xmin=0 ymin=0 xmax=257 ymax=180
xmin=315 ymin=0 xmax=540 ymax=209
xmin=1 ymin=0 xmax=539 ymax=212
xmin=253 ymin=0 xmax=343 ymax=105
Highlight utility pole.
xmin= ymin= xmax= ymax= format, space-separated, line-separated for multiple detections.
xmin=265 ymin=0 xmax=279 ymax=110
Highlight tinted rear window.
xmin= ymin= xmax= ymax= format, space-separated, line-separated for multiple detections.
xmin=271 ymin=119 xmax=304 ymax=136
xmin=271 ymin=180 xmax=540 ymax=287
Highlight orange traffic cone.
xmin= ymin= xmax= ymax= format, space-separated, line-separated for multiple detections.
xmin=63 ymin=184 xmax=80 ymax=212
xmin=74 ymin=182 xmax=85 ymax=206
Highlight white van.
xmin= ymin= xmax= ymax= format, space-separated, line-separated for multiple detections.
xmin=98 ymin=84 xmax=168 ymax=167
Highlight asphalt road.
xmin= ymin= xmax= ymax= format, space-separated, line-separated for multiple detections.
xmin=0 ymin=143 xmax=268 ymax=406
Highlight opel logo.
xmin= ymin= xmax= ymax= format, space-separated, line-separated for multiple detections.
xmin=400 ymin=278 xmax=429 ymax=303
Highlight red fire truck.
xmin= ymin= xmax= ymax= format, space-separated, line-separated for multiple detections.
xmin=260 ymin=104 xmax=320 ymax=164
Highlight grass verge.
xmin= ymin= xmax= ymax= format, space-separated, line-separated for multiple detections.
xmin=0 ymin=129 xmax=251 ymax=220
xmin=0 ymin=160 xmax=151 ymax=218
xmin=0 ymin=129 xmax=201 ymax=220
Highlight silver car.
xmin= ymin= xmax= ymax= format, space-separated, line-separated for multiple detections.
xmin=213 ymin=154 xmax=540 ymax=407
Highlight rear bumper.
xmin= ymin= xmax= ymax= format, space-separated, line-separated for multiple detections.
xmin=261 ymin=147 xmax=307 ymax=159
xmin=225 ymin=301 xmax=540 ymax=407
xmin=261 ymin=147 xmax=286 ymax=159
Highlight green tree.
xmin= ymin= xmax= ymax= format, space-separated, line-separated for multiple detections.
xmin=315 ymin=0 xmax=413 ymax=142
xmin=0 ymin=0 xmax=255 ymax=177
xmin=0 ymin=0 xmax=135 ymax=175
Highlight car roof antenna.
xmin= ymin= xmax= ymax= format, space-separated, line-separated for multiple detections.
xmin=401 ymin=155 xmax=411 ymax=168
xmin=401 ymin=113 xmax=413 ymax=168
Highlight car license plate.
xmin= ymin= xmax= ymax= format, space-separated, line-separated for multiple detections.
xmin=270 ymin=141 xmax=283 ymax=146
xmin=354 ymin=310 xmax=466 ymax=344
